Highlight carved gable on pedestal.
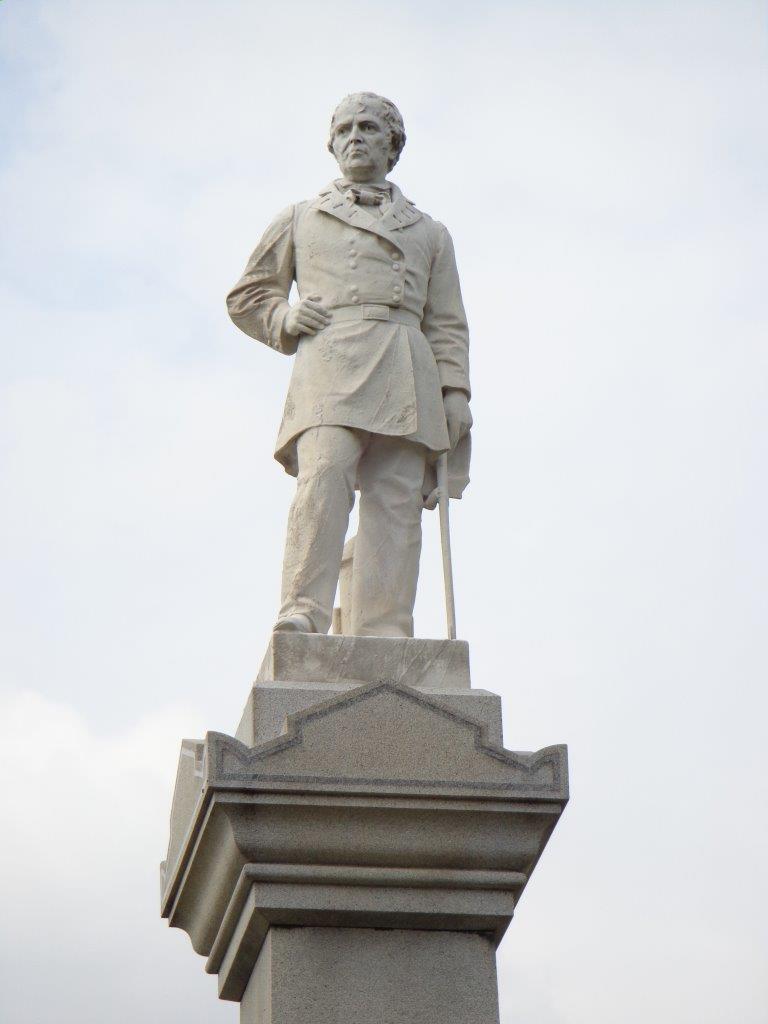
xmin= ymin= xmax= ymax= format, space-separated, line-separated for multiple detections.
xmin=207 ymin=681 xmax=568 ymax=801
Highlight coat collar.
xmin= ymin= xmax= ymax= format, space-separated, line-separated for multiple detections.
xmin=312 ymin=180 xmax=422 ymax=249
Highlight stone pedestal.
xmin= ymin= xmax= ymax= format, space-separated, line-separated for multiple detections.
xmin=241 ymin=927 xmax=500 ymax=1024
xmin=160 ymin=635 xmax=568 ymax=1024
xmin=236 ymin=633 xmax=504 ymax=746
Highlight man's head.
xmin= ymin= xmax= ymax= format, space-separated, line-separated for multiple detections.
xmin=327 ymin=92 xmax=406 ymax=183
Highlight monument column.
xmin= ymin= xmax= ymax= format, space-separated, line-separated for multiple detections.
xmin=239 ymin=927 xmax=502 ymax=1024
xmin=161 ymin=92 xmax=569 ymax=1022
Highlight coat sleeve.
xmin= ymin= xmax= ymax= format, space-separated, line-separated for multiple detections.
xmin=420 ymin=223 xmax=471 ymax=398
xmin=226 ymin=205 xmax=298 ymax=355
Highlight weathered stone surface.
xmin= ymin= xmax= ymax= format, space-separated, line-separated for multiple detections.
xmin=160 ymin=680 xmax=567 ymax=963
xmin=238 ymin=632 xmax=494 ymax=749
xmin=161 ymin=636 xmax=569 ymax=1024
xmin=239 ymin=927 xmax=500 ymax=1024
xmin=162 ymin=738 xmax=204 ymax=896
xmin=229 ymin=94 xmax=472 ymax=638
xmin=256 ymin=632 xmax=471 ymax=690
xmin=220 ymin=680 xmax=564 ymax=798
xmin=210 ymin=866 xmax=519 ymax=1001
xmin=236 ymin=680 xmax=503 ymax=747
xmin=165 ymin=793 xmax=560 ymax=956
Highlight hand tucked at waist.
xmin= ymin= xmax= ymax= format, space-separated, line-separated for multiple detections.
xmin=284 ymin=295 xmax=331 ymax=337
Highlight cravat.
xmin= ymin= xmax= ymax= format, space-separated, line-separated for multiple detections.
xmin=344 ymin=185 xmax=390 ymax=206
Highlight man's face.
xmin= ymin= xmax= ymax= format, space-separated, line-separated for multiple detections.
xmin=330 ymin=102 xmax=394 ymax=183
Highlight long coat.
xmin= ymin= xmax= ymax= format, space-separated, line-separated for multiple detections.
xmin=227 ymin=181 xmax=471 ymax=494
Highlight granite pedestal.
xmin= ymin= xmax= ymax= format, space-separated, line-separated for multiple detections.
xmin=161 ymin=635 xmax=568 ymax=1024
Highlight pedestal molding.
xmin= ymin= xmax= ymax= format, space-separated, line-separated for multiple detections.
xmin=207 ymin=861 xmax=528 ymax=978
xmin=209 ymin=679 xmax=568 ymax=798
xmin=209 ymin=867 xmax=522 ymax=1001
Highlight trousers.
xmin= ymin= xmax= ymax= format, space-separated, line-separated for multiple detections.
xmin=279 ymin=426 xmax=426 ymax=636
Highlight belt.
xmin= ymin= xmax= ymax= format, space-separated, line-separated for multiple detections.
xmin=332 ymin=304 xmax=421 ymax=328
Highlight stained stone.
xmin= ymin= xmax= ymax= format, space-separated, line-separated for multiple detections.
xmin=237 ymin=632 xmax=501 ymax=750
xmin=256 ymin=632 xmax=472 ymax=690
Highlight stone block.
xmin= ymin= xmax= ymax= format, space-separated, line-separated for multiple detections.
xmin=236 ymin=681 xmax=503 ymax=747
xmin=162 ymin=738 xmax=204 ymax=896
xmin=218 ymin=681 xmax=564 ymax=799
xmin=240 ymin=926 xmax=500 ymax=1024
xmin=256 ymin=632 xmax=471 ymax=690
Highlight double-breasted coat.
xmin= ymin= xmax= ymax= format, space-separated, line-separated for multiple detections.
xmin=227 ymin=180 xmax=471 ymax=495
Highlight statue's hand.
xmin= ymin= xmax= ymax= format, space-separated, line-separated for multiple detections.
xmin=443 ymin=388 xmax=472 ymax=449
xmin=284 ymin=295 xmax=331 ymax=337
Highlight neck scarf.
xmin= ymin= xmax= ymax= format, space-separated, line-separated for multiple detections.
xmin=340 ymin=181 xmax=391 ymax=206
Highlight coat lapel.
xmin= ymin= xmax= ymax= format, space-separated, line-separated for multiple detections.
xmin=313 ymin=181 xmax=422 ymax=251
xmin=379 ymin=184 xmax=422 ymax=235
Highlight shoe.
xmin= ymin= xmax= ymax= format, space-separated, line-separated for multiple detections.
xmin=272 ymin=613 xmax=316 ymax=634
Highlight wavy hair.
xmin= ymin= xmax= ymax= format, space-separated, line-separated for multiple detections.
xmin=327 ymin=92 xmax=406 ymax=171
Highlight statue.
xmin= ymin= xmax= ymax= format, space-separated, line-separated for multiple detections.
xmin=227 ymin=93 xmax=472 ymax=637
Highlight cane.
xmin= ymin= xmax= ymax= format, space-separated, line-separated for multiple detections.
xmin=436 ymin=452 xmax=457 ymax=640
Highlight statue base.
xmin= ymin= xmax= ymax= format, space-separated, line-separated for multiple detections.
xmin=160 ymin=634 xmax=568 ymax=1024
xmin=237 ymin=633 xmax=503 ymax=747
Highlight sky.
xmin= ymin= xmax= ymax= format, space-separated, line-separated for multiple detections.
xmin=1 ymin=0 xmax=767 ymax=1021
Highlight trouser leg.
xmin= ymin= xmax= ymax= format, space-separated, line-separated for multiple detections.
xmin=351 ymin=435 xmax=426 ymax=637
xmin=278 ymin=426 xmax=365 ymax=634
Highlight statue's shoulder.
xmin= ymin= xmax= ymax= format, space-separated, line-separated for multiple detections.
xmin=262 ymin=197 xmax=320 ymax=241
xmin=398 ymin=193 xmax=450 ymax=237
xmin=295 ymin=195 xmax=320 ymax=212
xmin=290 ymin=190 xmax=332 ymax=224
xmin=417 ymin=209 xmax=447 ymax=234
xmin=405 ymin=202 xmax=454 ymax=254
xmin=266 ymin=193 xmax=319 ymax=224
xmin=260 ymin=203 xmax=297 ymax=236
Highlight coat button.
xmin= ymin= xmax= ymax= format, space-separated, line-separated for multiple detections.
xmin=392 ymin=262 xmax=400 ymax=270
xmin=349 ymin=261 xmax=358 ymax=269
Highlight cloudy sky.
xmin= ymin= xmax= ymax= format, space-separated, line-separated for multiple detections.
xmin=1 ymin=1 xmax=766 ymax=1021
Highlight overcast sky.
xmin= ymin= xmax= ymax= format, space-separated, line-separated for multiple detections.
xmin=1 ymin=1 xmax=767 ymax=1021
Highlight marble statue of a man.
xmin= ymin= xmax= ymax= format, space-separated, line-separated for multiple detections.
xmin=227 ymin=92 xmax=472 ymax=637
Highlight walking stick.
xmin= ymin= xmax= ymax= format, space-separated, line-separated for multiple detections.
xmin=437 ymin=452 xmax=457 ymax=640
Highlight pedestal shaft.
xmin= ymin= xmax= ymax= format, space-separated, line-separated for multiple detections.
xmin=241 ymin=926 xmax=500 ymax=1024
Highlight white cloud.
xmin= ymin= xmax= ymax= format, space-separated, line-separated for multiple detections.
xmin=0 ymin=689 xmax=235 ymax=1022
